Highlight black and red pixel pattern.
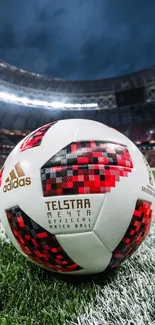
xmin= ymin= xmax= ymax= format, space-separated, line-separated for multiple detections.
xmin=107 ymin=199 xmax=153 ymax=270
xmin=6 ymin=206 xmax=82 ymax=272
xmin=41 ymin=141 xmax=133 ymax=197
xmin=20 ymin=122 xmax=56 ymax=152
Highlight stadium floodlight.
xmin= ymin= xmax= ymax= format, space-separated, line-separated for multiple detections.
xmin=0 ymin=91 xmax=98 ymax=110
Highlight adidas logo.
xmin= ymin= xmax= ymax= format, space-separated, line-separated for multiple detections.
xmin=3 ymin=162 xmax=31 ymax=193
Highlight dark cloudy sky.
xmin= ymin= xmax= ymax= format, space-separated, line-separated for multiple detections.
xmin=0 ymin=0 xmax=155 ymax=80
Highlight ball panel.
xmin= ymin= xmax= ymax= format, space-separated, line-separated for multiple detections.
xmin=43 ymin=194 xmax=104 ymax=234
xmin=41 ymin=141 xmax=133 ymax=168
xmin=94 ymin=175 xmax=141 ymax=252
xmin=0 ymin=145 xmax=105 ymax=235
xmin=56 ymin=231 xmax=112 ymax=274
xmin=6 ymin=205 xmax=83 ymax=273
xmin=94 ymin=136 xmax=155 ymax=252
xmin=67 ymin=119 xmax=129 ymax=145
xmin=20 ymin=122 xmax=56 ymax=152
xmin=107 ymin=199 xmax=153 ymax=270
xmin=40 ymin=141 xmax=133 ymax=197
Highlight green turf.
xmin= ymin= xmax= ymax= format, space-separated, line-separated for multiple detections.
xmin=0 ymin=241 xmax=96 ymax=325
xmin=152 ymin=169 xmax=155 ymax=179
xmin=0 ymin=227 xmax=155 ymax=325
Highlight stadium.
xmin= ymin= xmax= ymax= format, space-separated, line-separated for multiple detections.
xmin=0 ymin=61 xmax=155 ymax=173
xmin=0 ymin=60 xmax=155 ymax=324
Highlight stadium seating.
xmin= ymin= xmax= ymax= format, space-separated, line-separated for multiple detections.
xmin=126 ymin=123 xmax=155 ymax=143
xmin=0 ymin=156 xmax=7 ymax=168
xmin=143 ymin=150 xmax=155 ymax=167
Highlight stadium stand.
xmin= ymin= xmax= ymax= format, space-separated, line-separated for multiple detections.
xmin=148 ymin=151 xmax=155 ymax=166
xmin=140 ymin=147 xmax=155 ymax=167
xmin=0 ymin=60 xmax=155 ymax=169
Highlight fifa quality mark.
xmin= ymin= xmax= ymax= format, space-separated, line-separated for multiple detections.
xmin=45 ymin=198 xmax=92 ymax=231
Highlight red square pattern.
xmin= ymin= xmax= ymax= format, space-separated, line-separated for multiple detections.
xmin=6 ymin=205 xmax=82 ymax=273
xmin=0 ymin=166 xmax=4 ymax=187
xmin=41 ymin=141 xmax=133 ymax=197
xmin=20 ymin=122 xmax=57 ymax=152
xmin=107 ymin=199 xmax=153 ymax=270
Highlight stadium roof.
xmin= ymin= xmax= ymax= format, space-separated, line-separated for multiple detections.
xmin=0 ymin=60 xmax=155 ymax=94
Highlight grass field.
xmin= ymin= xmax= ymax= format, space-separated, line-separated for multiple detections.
xmin=0 ymin=174 xmax=155 ymax=325
xmin=152 ymin=169 xmax=155 ymax=179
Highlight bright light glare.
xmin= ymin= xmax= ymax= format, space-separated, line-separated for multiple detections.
xmin=0 ymin=91 xmax=98 ymax=110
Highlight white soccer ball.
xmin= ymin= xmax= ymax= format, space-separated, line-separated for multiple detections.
xmin=0 ymin=119 xmax=155 ymax=275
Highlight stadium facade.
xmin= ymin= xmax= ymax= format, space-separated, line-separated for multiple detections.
xmin=0 ymin=60 xmax=155 ymax=168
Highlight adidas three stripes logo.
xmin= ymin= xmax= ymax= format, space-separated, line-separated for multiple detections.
xmin=3 ymin=162 xmax=31 ymax=193
xmin=5 ymin=162 xmax=25 ymax=182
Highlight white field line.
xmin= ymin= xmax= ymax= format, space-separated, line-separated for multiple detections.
xmin=0 ymin=221 xmax=10 ymax=243
xmin=67 ymin=221 xmax=155 ymax=325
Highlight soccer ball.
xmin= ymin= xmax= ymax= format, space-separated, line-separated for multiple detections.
xmin=0 ymin=119 xmax=155 ymax=275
